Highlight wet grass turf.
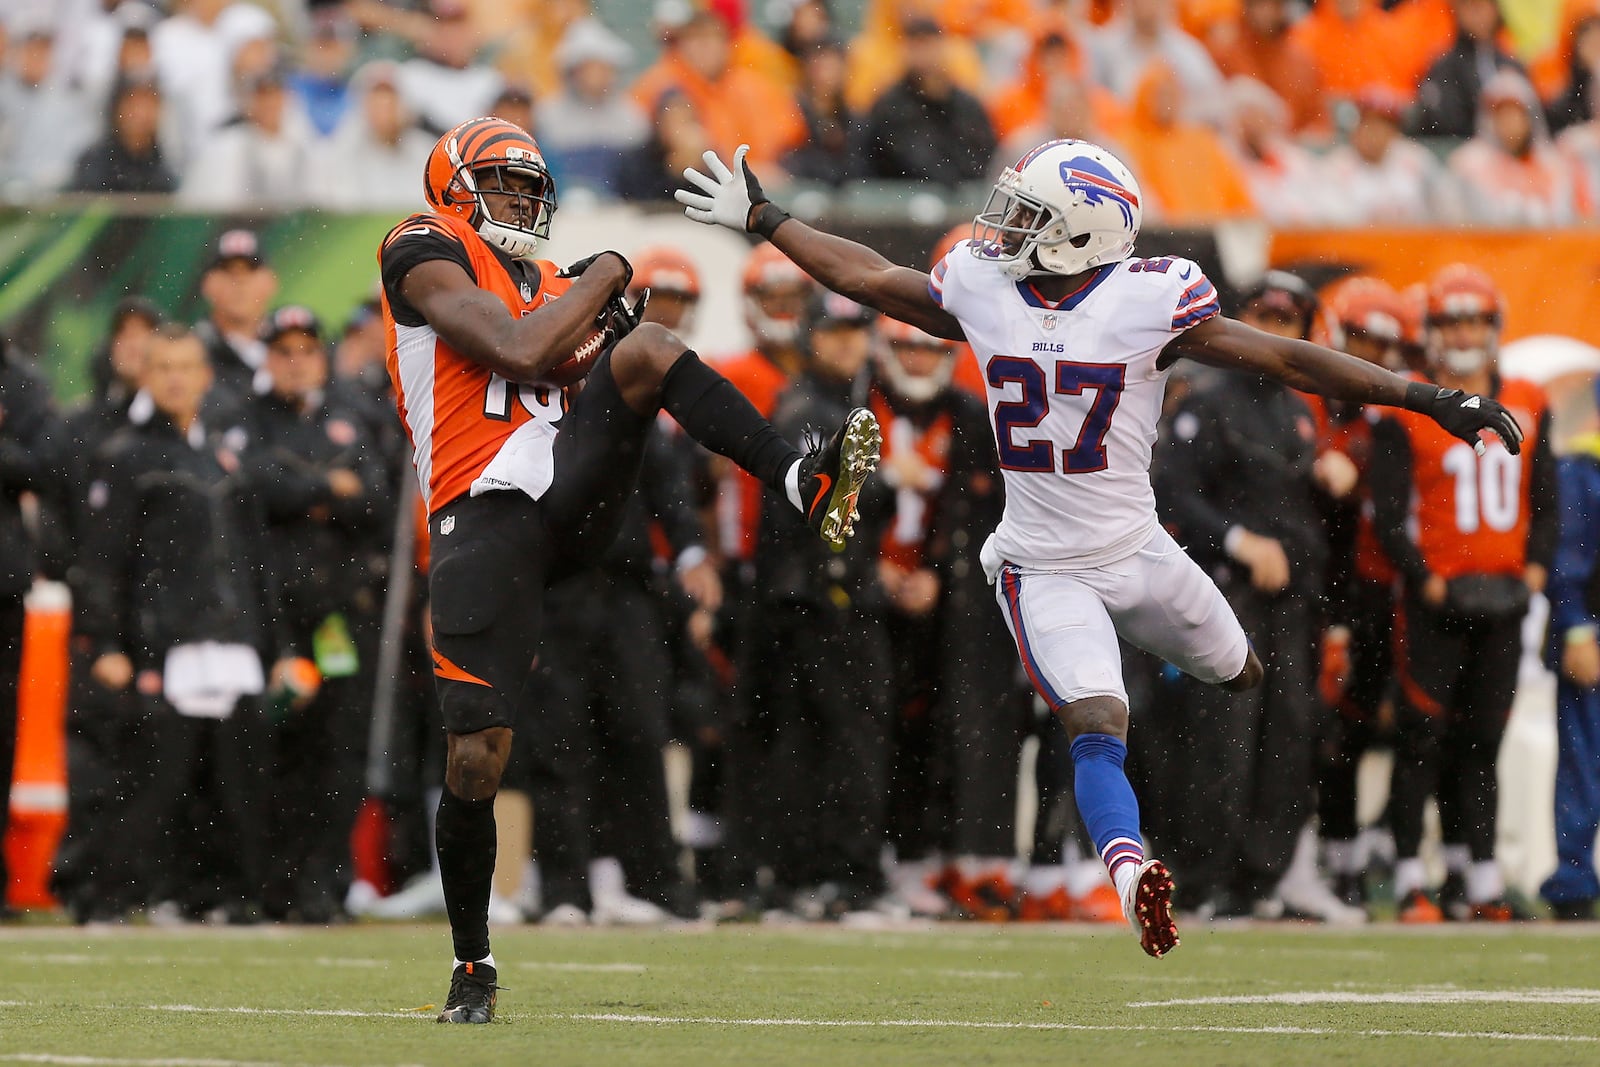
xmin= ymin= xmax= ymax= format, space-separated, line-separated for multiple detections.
xmin=1 ymin=921 xmax=1598 ymax=1066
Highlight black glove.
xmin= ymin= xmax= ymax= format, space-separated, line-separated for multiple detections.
xmin=1405 ymin=382 xmax=1524 ymax=455
xmin=595 ymin=288 xmax=650 ymax=343
xmin=558 ymin=250 xmax=633 ymax=295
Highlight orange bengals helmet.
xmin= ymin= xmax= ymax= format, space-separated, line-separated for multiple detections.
xmin=1425 ymin=263 xmax=1504 ymax=326
xmin=741 ymin=243 xmax=813 ymax=348
xmin=424 ymin=116 xmax=556 ymax=260
xmin=630 ymin=246 xmax=701 ymax=298
xmin=1425 ymin=263 xmax=1503 ymax=375
xmin=878 ymin=316 xmax=956 ymax=403
xmin=1322 ymin=276 xmax=1404 ymax=365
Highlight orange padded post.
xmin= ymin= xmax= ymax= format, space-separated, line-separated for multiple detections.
xmin=5 ymin=581 xmax=71 ymax=909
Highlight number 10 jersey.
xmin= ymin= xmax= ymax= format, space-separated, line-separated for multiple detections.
xmin=931 ymin=241 xmax=1220 ymax=569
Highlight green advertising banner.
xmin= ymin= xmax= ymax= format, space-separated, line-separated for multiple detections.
xmin=0 ymin=209 xmax=396 ymax=402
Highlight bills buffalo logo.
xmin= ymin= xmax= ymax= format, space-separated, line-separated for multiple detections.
xmin=1058 ymin=156 xmax=1139 ymax=228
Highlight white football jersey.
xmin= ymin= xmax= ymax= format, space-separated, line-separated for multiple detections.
xmin=931 ymin=241 xmax=1220 ymax=569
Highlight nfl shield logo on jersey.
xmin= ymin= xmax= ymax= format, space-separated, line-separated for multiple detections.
xmin=441 ymin=515 xmax=456 ymax=536
xmin=519 ymin=281 xmax=533 ymax=303
xmin=1042 ymin=314 xmax=1058 ymax=331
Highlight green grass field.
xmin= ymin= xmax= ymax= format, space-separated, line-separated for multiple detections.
xmin=2 ymin=921 xmax=1598 ymax=1066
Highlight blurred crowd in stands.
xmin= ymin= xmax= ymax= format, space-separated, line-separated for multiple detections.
xmin=4 ymin=0 xmax=1600 ymax=222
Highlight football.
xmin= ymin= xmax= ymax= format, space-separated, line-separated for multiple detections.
xmin=540 ymin=325 xmax=611 ymax=388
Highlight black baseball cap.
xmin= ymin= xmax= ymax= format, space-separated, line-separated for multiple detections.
xmin=261 ymin=304 xmax=323 ymax=345
xmin=207 ymin=228 xmax=270 ymax=271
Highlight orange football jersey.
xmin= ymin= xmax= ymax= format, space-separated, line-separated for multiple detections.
xmin=1386 ymin=378 xmax=1546 ymax=580
xmin=379 ymin=211 xmax=574 ymax=514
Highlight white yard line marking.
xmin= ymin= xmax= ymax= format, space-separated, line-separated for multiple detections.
xmin=557 ymin=1012 xmax=1599 ymax=1043
xmin=514 ymin=962 xmax=648 ymax=973
xmin=143 ymin=1005 xmax=426 ymax=1019
xmin=0 ymin=954 xmax=387 ymax=969
xmin=1129 ymin=988 xmax=1600 ymax=1007
xmin=3 ymin=1057 xmax=291 ymax=1067
xmin=0 ymin=1056 xmax=422 ymax=1067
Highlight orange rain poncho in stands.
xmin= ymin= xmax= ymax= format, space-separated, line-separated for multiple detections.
xmin=1204 ymin=0 xmax=1330 ymax=135
xmin=844 ymin=0 xmax=987 ymax=112
xmin=630 ymin=12 xmax=805 ymax=170
xmin=1118 ymin=62 xmax=1256 ymax=222
xmin=988 ymin=18 xmax=1128 ymax=144
xmin=1289 ymin=0 xmax=1449 ymax=101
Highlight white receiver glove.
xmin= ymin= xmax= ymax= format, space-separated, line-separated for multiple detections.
xmin=675 ymin=145 xmax=757 ymax=231
xmin=678 ymin=143 xmax=797 ymax=242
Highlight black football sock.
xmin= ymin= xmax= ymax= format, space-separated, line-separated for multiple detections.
xmin=435 ymin=787 xmax=497 ymax=964
xmin=660 ymin=349 xmax=801 ymax=497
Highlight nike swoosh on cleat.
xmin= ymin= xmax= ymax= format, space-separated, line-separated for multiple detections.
xmin=808 ymin=473 xmax=834 ymax=516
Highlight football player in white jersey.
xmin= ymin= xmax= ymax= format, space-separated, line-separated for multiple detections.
xmin=677 ymin=138 xmax=1523 ymax=958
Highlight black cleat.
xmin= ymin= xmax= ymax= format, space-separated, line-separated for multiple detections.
xmin=798 ymin=407 xmax=881 ymax=551
xmin=1438 ymin=870 xmax=1469 ymax=922
xmin=437 ymin=960 xmax=499 ymax=1024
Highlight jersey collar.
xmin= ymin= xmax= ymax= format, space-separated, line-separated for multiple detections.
xmin=1016 ymin=263 xmax=1117 ymax=311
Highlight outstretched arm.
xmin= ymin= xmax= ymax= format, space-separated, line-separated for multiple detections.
xmin=675 ymin=146 xmax=966 ymax=342
xmin=1166 ymin=315 xmax=1524 ymax=455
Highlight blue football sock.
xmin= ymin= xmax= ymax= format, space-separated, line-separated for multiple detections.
xmin=1070 ymin=733 xmax=1145 ymax=890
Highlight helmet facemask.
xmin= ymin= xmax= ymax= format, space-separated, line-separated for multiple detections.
xmin=879 ymin=341 xmax=954 ymax=403
xmin=449 ymin=157 xmax=557 ymax=260
xmin=972 ymin=170 xmax=1074 ymax=280
xmin=1427 ymin=312 xmax=1499 ymax=377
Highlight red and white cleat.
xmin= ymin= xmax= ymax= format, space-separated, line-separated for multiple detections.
xmin=1124 ymin=859 xmax=1180 ymax=959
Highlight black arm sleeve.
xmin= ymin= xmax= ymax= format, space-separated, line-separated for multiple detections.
xmin=1526 ymin=407 xmax=1559 ymax=573
xmin=1369 ymin=416 xmax=1431 ymax=587
xmin=379 ymin=221 xmax=476 ymax=328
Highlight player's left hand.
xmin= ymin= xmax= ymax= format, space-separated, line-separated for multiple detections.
xmin=1421 ymin=387 xmax=1524 ymax=456
xmin=559 ymin=250 xmax=633 ymax=295
xmin=600 ymin=287 xmax=649 ymax=342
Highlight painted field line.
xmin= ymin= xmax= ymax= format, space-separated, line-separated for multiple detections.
xmin=511 ymin=960 xmax=1028 ymax=979
xmin=0 ymin=1056 xmax=423 ymax=1067
xmin=1129 ymin=988 xmax=1600 ymax=1007
xmin=0 ymin=953 xmax=390 ymax=969
xmin=558 ymin=1012 xmax=1598 ymax=1043
xmin=143 ymin=1005 xmax=427 ymax=1020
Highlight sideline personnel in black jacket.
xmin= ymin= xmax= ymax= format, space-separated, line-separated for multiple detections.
xmin=248 ymin=306 xmax=392 ymax=921
xmin=0 ymin=336 xmax=64 ymax=919
xmin=78 ymin=324 xmax=292 ymax=922
xmin=1153 ymin=274 xmax=1331 ymax=918
xmin=739 ymin=294 xmax=894 ymax=916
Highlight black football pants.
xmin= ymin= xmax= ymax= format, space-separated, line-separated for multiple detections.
xmin=1390 ymin=596 xmax=1522 ymax=863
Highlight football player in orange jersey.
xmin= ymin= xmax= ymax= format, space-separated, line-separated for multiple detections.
xmin=1370 ymin=264 xmax=1557 ymax=924
xmin=379 ymin=117 xmax=881 ymax=1022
